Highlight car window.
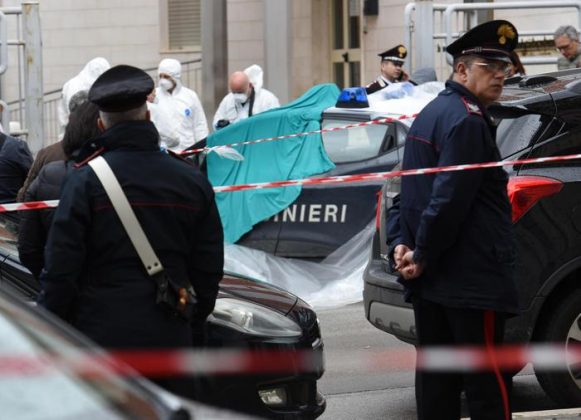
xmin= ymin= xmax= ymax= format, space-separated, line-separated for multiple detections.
xmin=396 ymin=124 xmax=407 ymax=147
xmin=526 ymin=125 xmax=581 ymax=167
xmin=0 ymin=300 xmax=159 ymax=419
xmin=495 ymin=114 xmax=545 ymax=158
xmin=321 ymin=119 xmax=393 ymax=163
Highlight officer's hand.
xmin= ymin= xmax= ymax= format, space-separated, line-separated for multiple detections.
xmin=398 ymin=251 xmax=424 ymax=280
xmin=393 ymin=244 xmax=410 ymax=270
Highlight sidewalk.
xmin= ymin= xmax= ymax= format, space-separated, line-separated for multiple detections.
xmin=461 ymin=408 xmax=581 ymax=419
xmin=512 ymin=408 xmax=581 ymax=419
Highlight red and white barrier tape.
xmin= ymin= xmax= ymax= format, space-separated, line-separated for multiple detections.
xmin=0 ymin=200 xmax=59 ymax=214
xmin=3 ymin=153 xmax=581 ymax=213
xmin=213 ymin=152 xmax=581 ymax=192
xmin=0 ymin=344 xmax=578 ymax=377
xmin=180 ymin=114 xmax=417 ymax=156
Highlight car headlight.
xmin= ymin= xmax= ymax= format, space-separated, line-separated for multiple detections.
xmin=207 ymin=298 xmax=302 ymax=338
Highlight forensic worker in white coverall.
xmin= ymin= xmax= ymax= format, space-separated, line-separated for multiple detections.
xmin=57 ymin=57 xmax=110 ymax=136
xmin=213 ymin=64 xmax=280 ymax=130
xmin=152 ymin=58 xmax=209 ymax=152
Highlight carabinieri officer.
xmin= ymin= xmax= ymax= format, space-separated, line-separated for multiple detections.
xmin=387 ymin=20 xmax=520 ymax=420
xmin=366 ymin=44 xmax=409 ymax=94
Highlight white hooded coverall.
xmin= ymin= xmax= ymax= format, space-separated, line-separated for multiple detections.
xmin=57 ymin=57 xmax=111 ymax=136
xmin=212 ymin=65 xmax=280 ymax=130
xmin=152 ymin=58 xmax=209 ymax=152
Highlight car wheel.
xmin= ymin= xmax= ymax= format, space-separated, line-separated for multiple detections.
xmin=534 ymin=289 xmax=581 ymax=407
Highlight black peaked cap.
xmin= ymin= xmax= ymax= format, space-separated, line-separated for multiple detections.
xmin=89 ymin=65 xmax=154 ymax=112
xmin=378 ymin=44 xmax=407 ymax=62
xmin=446 ymin=20 xmax=518 ymax=63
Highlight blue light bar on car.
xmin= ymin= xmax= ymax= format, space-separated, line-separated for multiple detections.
xmin=336 ymin=87 xmax=369 ymax=108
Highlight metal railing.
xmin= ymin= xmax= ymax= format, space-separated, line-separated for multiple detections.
xmin=9 ymin=58 xmax=202 ymax=147
xmin=0 ymin=3 xmax=43 ymax=151
xmin=404 ymin=1 xmax=581 ymax=78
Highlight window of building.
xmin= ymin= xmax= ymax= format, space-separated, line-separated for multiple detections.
xmin=161 ymin=0 xmax=202 ymax=51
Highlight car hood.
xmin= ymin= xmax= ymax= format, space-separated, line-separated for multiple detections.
xmin=0 ymin=247 xmax=300 ymax=318
xmin=218 ymin=273 xmax=298 ymax=316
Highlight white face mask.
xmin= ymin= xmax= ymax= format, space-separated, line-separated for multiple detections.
xmin=159 ymin=78 xmax=174 ymax=92
xmin=232 ymin=93 xmax=248 ymax=104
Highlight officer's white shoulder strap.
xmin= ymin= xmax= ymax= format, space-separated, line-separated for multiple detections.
xmin=88 ymin=156 xmax=163 ymax=276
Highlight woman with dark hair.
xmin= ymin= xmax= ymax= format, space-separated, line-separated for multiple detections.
xmin=18 ymin=101 xmax=100 ymax=279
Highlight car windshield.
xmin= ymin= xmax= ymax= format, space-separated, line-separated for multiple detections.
xmin=0 ymin=296 xmax=159 ymax=419
xmin=321 ymin=119 xmax=390 ymax=163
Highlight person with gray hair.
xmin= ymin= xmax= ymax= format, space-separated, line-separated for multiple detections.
xmin=554 ymin=25 xmax=581 ymax=70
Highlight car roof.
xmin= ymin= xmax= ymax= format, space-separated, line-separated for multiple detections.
xmin=322 ymin=81 xmax=445 ymax=127
xmin=324 ymin=69 xmax=581 ymax=120
xmin=501 ymin=68 xmax=581 ymax=106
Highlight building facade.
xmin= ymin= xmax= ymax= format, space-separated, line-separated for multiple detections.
xmin=0 ymin=0 xmax=576 ymax=146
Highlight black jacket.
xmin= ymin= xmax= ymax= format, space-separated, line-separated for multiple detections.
xmin=40 ymin=121 xmax=224 ymax=349
xmin=0 ymin=133 xmax=33 ymax=203
xmin=388 ymin=81 xmax=519 ymax=314
xmin=18 ymin=160 xmax=67 ymax=279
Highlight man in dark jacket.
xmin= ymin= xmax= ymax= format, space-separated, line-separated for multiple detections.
xmin=388 ymin=21 xmax=519 ymax=420
xmin=40 ymin=66 xmax=224 ymax=355
xmin=0 ymin=132 xmax=33 ymax=203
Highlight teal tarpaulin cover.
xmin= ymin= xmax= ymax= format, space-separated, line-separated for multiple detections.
xmin=207 ymin=83 xmax=339 ymax=243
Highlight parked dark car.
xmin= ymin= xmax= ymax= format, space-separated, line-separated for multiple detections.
xmin=0 ymin=217 xmax=325 ymax=419
xmin=238 ymin=105 xmax=411 ymax=259
xmin=0 ymin=286 xmax=261 ymax=420
xmin=364 ymin=69 xmax=581 ymax=407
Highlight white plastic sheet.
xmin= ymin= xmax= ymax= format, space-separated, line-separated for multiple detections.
xmin=367 ymin=81 xmax=445 ymax=125
xmin=224 ymin=221 xmax=375 ymax=309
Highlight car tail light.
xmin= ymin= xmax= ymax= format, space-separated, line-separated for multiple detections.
xmin=375 ymin=189 xmax=383 ymax=230
xmin=507 ymin=176 xmax=563 ymax=223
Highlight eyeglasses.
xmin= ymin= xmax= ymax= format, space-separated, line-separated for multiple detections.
xmin=473 ymin=61 xmax=512 ymax=77
xmin=556 ymin=43 xmax=572 ymax=51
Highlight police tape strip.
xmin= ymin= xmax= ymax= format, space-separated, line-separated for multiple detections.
xmin=0 ymin=344 xmax=578 ymax=377
xmin=179 ymin=114 xmax=418 ymax=156
xmin=212 ymin=152 xmax=581 ymax=193
xmin=0 ymin=199 xmax=59 ymax=213
xmin=2 ymin=152 xmax=581 ymax=213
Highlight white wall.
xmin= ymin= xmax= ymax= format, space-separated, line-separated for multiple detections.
xmin=227 ymin=0 xmax=265 ymax=75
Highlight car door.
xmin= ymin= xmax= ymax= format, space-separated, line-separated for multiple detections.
xmin=272 ymin=116 xmax=407 ymax=259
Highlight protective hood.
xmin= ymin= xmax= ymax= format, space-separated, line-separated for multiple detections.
xmin=158 ymin=58 xmax=181 ymax=81
xmin=244 ymin=64 xmax=263 ymax=93
xmin=80 ymin=57 xmax=111 ymax=85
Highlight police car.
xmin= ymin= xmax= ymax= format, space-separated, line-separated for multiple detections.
xmin=364 ymin=68 xmax=581 ymax=407
xmin=238 ymin=84 xmax=436 ymax=259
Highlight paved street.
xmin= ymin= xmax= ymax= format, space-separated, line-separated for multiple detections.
xmin=316 ymin=302 xmax=561 ymax=420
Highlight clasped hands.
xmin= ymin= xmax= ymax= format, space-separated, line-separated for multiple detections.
xmin=394 ymin=244 xmax=424 ymax=280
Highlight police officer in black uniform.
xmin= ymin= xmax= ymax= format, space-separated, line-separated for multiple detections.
xmin=387 ymin=20 xmax=520 ymax=419
xmin=366 ymin=44 xmax=409 ymax=94
xmin=40 ymin=65 xmax=224 ymax=392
